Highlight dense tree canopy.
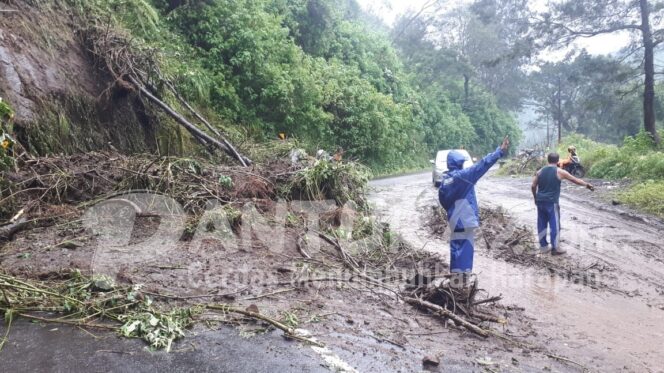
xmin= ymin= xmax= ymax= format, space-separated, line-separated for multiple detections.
xmin=95 ymin=0 xmax=522 ymax=170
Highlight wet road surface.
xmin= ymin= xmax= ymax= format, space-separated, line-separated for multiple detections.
xmin=369 ymin=171 xmax=664 ymax=372
xmin=1 ymin=321 xmax=327 ymax=372
xmin=2 ymin=171 xmax=663 ymax=372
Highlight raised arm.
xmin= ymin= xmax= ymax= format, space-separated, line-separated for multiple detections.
xmin=456 ymin=136 xmax=510 ymax=184
xmin=558 ymin=169 xmax=595 ymax=191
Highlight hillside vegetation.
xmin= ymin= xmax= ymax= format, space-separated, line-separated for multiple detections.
xmin=558 ymin=133 xmax=664 ymax=217
xmin=8 ymin=0 xmax=518 ymax=173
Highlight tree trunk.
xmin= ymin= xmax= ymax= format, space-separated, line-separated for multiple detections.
xmin=463 ymin=74 xmax=470 ymax=104
xmin=546 ymin=113 xmax=550 ymax=148
xmin=640 ymin=0 xmax=661 ymax=144
xmin=557 ymin=76 xmax=562 ymax=144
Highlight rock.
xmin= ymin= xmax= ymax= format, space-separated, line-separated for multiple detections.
xmin=92 ymin=276 xmax=115 ymax=291
xmin=422 ymin=355 xmax=440 ymax=367
xmin=246 ymin=304 xmax=259 ymax=313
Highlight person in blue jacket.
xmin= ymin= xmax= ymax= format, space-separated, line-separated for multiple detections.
xmin=438 ymin=136 xmax=510 ymax=281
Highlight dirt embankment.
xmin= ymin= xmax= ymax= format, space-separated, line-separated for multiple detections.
xmin=0 ymin=2 xmax=173 ymax=155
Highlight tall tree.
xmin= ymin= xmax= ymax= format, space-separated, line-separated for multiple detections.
xmin=528 ymin=51 xmax=643 ymax=144
xmin=538 ymin=0 xmax=663 ymax=144
xmin=429 ymin=0 xmax=533 ymax=111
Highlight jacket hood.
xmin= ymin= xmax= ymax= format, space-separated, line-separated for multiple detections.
xmin=447 ymin=150 xmax=467 ymax=171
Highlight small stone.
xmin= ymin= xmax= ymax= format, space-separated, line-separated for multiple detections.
xmin=422 ymin=355 xmax=440 ymax=367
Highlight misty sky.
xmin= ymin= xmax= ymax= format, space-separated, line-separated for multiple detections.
xmin=356 ymin=0 xmax=632 ymax=59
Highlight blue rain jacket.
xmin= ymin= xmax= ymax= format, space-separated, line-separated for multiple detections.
xmin=438 ymin=147 xmax=505 ymax=231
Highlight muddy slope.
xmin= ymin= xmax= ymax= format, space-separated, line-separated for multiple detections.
xmin=0 ymin=2 xmax=164 ymax=154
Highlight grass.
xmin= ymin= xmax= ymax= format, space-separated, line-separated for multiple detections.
xmin=557 ymin=132 xmax=664 ymax=180
xmin=557 ymin=132 xmax=664 ymax=218
xmin=618 ymin=181 xmax=664 ymax=217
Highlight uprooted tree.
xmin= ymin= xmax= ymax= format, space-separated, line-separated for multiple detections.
xmin=81 ymin=25 xmax=252 ymax=166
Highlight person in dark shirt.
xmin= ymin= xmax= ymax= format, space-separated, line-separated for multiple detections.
xmin=531 ymin=153 xmax=595 ymax=255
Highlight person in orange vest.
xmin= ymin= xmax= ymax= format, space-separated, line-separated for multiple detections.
xmin=558 ymin=145 xmax=579 ymax=168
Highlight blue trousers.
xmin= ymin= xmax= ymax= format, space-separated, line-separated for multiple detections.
xmin=537 ymin=202 xmax=560 ymax=249
xmin=450 ymin=228 xmax=476 ymax=272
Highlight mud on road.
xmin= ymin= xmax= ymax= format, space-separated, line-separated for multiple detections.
xmin=0 ymin=153 xmax=561 ymax=373
xmin=1 ymin=162 xmax=663 ymax=372
xmin=369 ymin=171 xmax=664 ymax=372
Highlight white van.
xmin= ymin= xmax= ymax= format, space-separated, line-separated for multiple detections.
xmin=430 ymin=149 xmax=474 ymax=186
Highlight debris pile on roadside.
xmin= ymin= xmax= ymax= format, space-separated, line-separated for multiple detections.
xmin=426 ymin=205 xmax=614 ymax=291
xmin=0 ymin=149 xmax=519 ymax=351
xmin=498 ymin=148 xmax=546 ymax=176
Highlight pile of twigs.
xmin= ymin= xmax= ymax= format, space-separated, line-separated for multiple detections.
xmin=0 ymin=151 xmax=275 ymax=225
xmin=403 ymin=273 xmax=505 ymax=338
xmin=480 ymin=207 xmax=609 ymax=289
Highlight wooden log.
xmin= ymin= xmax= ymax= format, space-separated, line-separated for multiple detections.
xmin=0 ymin=218 xmax=27 ymax=241
xmin=404 ymin=297 xmax=489 ymax=338
xmin=128 ymin=75 xmax=252 ymax=166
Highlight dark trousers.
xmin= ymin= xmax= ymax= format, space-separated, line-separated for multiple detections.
xmin=537 ymin=202 xmax=560 ymax=249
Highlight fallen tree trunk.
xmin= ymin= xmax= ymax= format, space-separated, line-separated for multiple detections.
xmin=83 ymin=26 xmax=251 ymax=167
xmin=160 ymin=79 xmax=248 ymax=167
xmin=128 ymin=76 xmax=252 ymax=166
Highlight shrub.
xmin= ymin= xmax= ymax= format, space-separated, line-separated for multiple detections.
xmin=558 ymin=132 xmax=664 ymax=180
xmin=618 ymin=181 xmax=664 ymax=217
xmin=287 ymin=160 xmax=371 ymax=206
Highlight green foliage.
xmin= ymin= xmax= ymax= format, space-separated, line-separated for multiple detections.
xmin=391 ymin=12 xmax=522 ymax=157
xmin=119 ymin=307 xmax=199 ymax=352
xmin=559 ymin=132 xmax=664 ymax=180
xmin=59 ymin=0 xmax=521 ymax=172
xmin=529 ymin=52 xmax=643 ymax=144
xmin=0 ymin=270 xmax=200 ymax=352
xmin=0 ymin=99 xmax=14 ymax=123
xmin=218 ymin=175 xmax=233 ymax=189
xmin=618 ymin=181 xmax=664 ymax=218
xmin=288 ymin=159 xmax=371 ymax=205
